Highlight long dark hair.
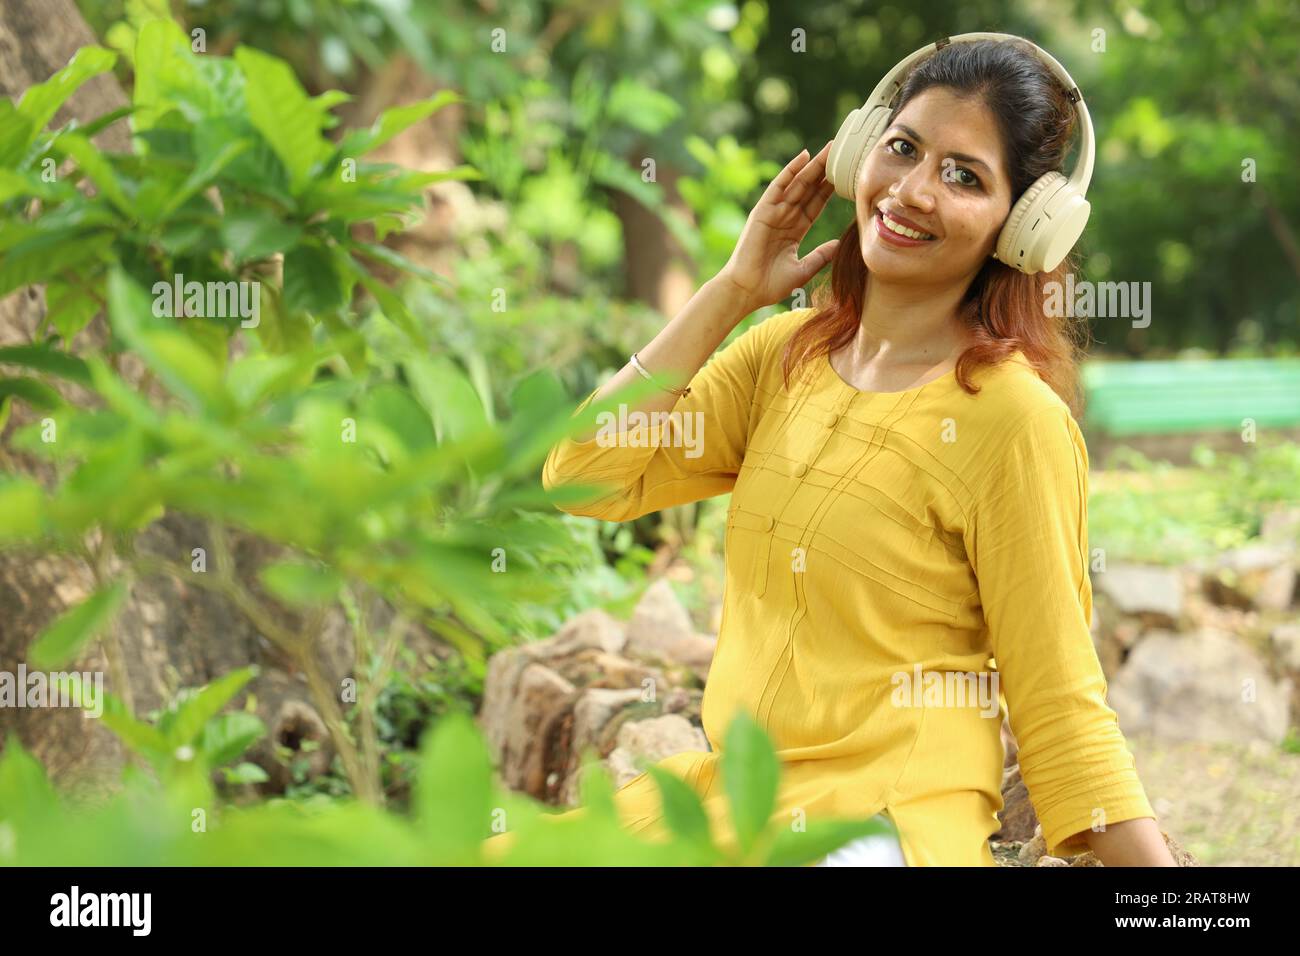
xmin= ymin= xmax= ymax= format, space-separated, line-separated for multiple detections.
xmin=781 ymin=38 xmax=1093 ymax=417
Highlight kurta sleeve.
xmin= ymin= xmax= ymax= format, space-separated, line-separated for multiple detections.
xmin=964 ymin=404 xmax=1156 ymax=859
xmin=541 ymin=314 xmax=779 ymax=522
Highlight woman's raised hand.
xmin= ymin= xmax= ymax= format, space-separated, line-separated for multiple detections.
xmin=716 ymin=141 xmax=842 ymax=314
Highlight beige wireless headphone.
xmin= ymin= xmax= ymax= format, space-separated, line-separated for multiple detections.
xmin=826 ymin=32 xmax=1095 ymax=274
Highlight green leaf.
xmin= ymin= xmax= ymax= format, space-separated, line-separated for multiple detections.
xmin=221 ymin=207 xmax=303 ymax=262
xmin=16 ymin=46 xmax=117 ymax=141
xmin=0 ymin=99 xmax=35 ymax=166
xmin=0 ymin=168 xmax=77 ymax=204
xmin=220 ymin=761 xmax=270 ymax=785
xmin=356 ymin=271 xmax=423 ymax=343
xmin=258 ymin=561 xmax=342 ymax=607
xmin=54 ymin=132 xmax=131 ymax=214
xmin=28 ymin=581 xmax=128 ymax=669
xmin=194 ymin=118 xmax=292 ymax=205
xmin=164 ymin=667 xmax=258 ymax=749
xmin=283 ymin=244 xmax=346 ymax=316
xmin=0 ymin=377 xmax=63 ymax=411
xmin=0 ymin=228 xmax=115 ymax=299
xmin=404 ymin=354 xmax=489 ymax=445
xmin=235 ymin=46 xmax=332 ymax=194
xmin=340 ymin=91 xmax=461 ymax=157
xmin=227 ymin=348 xmax=322 ymax=409
xmin=721 ymin=711 xmax=781 ymax=857
xmin=45 ymin=278 xmax=102 ymax=342
xmin=251 ymin=283 xmax=312 ymax=355
xmin=199 ymin=712 xmax=267 ymax=767
xmin=763 ymin=816 xmax=897 ymax=867
xmin=414 ymin=711 xmax=495 ymax=858
xmin=645 ymin=764 xmax=715 ymax=847
xmin=0 ymin=344 xmax=92 ymax=386
xmin=132 ymin=18 xmax=209 ymax=134
xmin=310 ymin=90 xmax=353 ymax=116
xmin=0 ymin=478 xmax=44 ymax=543
xmin=361 ymin=382 xmax=437 ymax=454
xmin=74 ymin=105 xmax=135 ymax=140
xmin=0 ymin=734 xmax=59 ymax=823
xmin=350 ymin=241 xmax=449 ymax=287
xmin=106 ymin=268 xmax=230 ymax=417
xmin=607 ymin=78 xmax=683 ymax=135
xmin=98 ymin=691 xmax=170 ymax=766
xmin=147 ymin=137 xmax=251 ymax=222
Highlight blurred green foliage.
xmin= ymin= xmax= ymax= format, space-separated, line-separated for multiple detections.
xmin=0 ymin=704 xmax=895 ymax=866
xmin=1089 ymin=439 xmax=1300 ymax=563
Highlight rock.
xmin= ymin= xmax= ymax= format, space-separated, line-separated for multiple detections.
xmin=661 ymin=686 xmax=695 ymax=715
xmin=1202 ymin=545 xmax=1297 ymax=612
xmin=614 ymin=713 xmax=709 ymax=760
xmin=480 ymin=582 xmax=714 ymax=806
xmin=1001 ymin=718 xmax=1018 ymax=767
xmin=558 ymin=687 xmax=647 ymax=804
xmin=1270 ymin=623 xmax=1300 ymax=672
xmin=994 ymin=764 xmax=1039 ymax=843
xmin=568 ymin=688 xmax=646 ymax=758
xmin=625 ymin=578 xmax=717 ymax=669
xmin=580 ymin=651 xmax=661 ymax=689
xmin=1260 ymin=504 xmax=1300 ymax=547
xmin=544 ymin=608 xmax=627 ymax=657
xmin=1164 ymin=831 xmax=1200 ymax=866
xmin=601 ymin=714 xmax=710 ymax=789
xmin=1017 ymin=827 xmax=1048 ymax=864
xmin=1093 ymin=564 xmax=1185 ymax=627
xmin=1108 ymin=629 xmax=1292 ymax=744
xmin=479 ymin=660 xmax=576 ymax=799
xmin=1036 ymin=855 xmax=1070 ymax=866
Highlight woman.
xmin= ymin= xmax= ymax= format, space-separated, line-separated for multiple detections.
xmin=505 ymin=38 xmax=1175 ymax=867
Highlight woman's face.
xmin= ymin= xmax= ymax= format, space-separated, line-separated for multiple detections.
xmin=855 ymin=86 xmax=1014 ymax=285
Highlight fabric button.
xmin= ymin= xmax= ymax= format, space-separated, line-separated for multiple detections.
xmin=762 ymin=516 xmax=774 ymax=531
xmin=793 ymin=462 xmax=808 ymax=477
xmin=825 ymin=413 xmax=840 ymax=428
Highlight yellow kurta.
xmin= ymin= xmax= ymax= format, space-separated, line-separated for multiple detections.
xmin=493 ymin=306 xmax=1155 ymax=866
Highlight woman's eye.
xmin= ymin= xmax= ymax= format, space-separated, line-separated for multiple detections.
xmin=886 ymin=138 xmax=981 ymax=188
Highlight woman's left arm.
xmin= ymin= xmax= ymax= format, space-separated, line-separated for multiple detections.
xmin=1083 ymin=816 xmax=1177 ymax=866
xmin=964 ymin=403 xmax=1172 ymax=864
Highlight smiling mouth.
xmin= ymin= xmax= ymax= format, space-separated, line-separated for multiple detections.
xmin=874 ymin=207 xmax=937 ymax=243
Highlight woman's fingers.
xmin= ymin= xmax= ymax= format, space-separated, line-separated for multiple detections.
xmin=794 ymin=238 xmax=841 ymax=285
xmin=782 ymin=141 xmax=833 ymax=207
xmin=759 ymin=148 xmax=813 ymax=206
xmin=801 ymin=175 xmax=836 ymax=223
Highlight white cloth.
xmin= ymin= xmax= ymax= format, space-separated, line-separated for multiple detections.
xmin=816 ymin=833 xmax=907 ymax=866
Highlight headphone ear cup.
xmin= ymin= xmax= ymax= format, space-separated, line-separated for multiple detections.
xmin=995 ymin=172 xmax=1090 ymax=274
xmin=853 ymin=107 xmax=892 ymax=190
xmin=827 ymin=104 xmax=890 ymax=201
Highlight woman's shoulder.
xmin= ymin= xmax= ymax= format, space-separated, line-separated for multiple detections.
xmin=740 ymin=305 xmax=818 ymax=349
xmin=959 ymin=350 xmax=1087 ymax=466
xmin=969 ymin=349 xmax=1073 ymax=421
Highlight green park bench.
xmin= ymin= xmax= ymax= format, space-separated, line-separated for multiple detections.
xmin=1081 ymin=357 xmax=1300 ymax=437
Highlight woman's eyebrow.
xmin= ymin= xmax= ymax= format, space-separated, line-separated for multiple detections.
xmin=889 ymin=124 xmax=994 ymax=174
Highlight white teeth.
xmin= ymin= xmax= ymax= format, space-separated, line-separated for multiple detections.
xmin=879 ymin=209 xmax=934 ymax=240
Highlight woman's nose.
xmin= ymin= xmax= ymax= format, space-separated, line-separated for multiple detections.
xmin=890 ymin=164 xmax=937 ymax=212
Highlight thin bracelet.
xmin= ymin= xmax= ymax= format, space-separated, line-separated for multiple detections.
xmin=630 ymin=351 xmax=691 ymax=397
